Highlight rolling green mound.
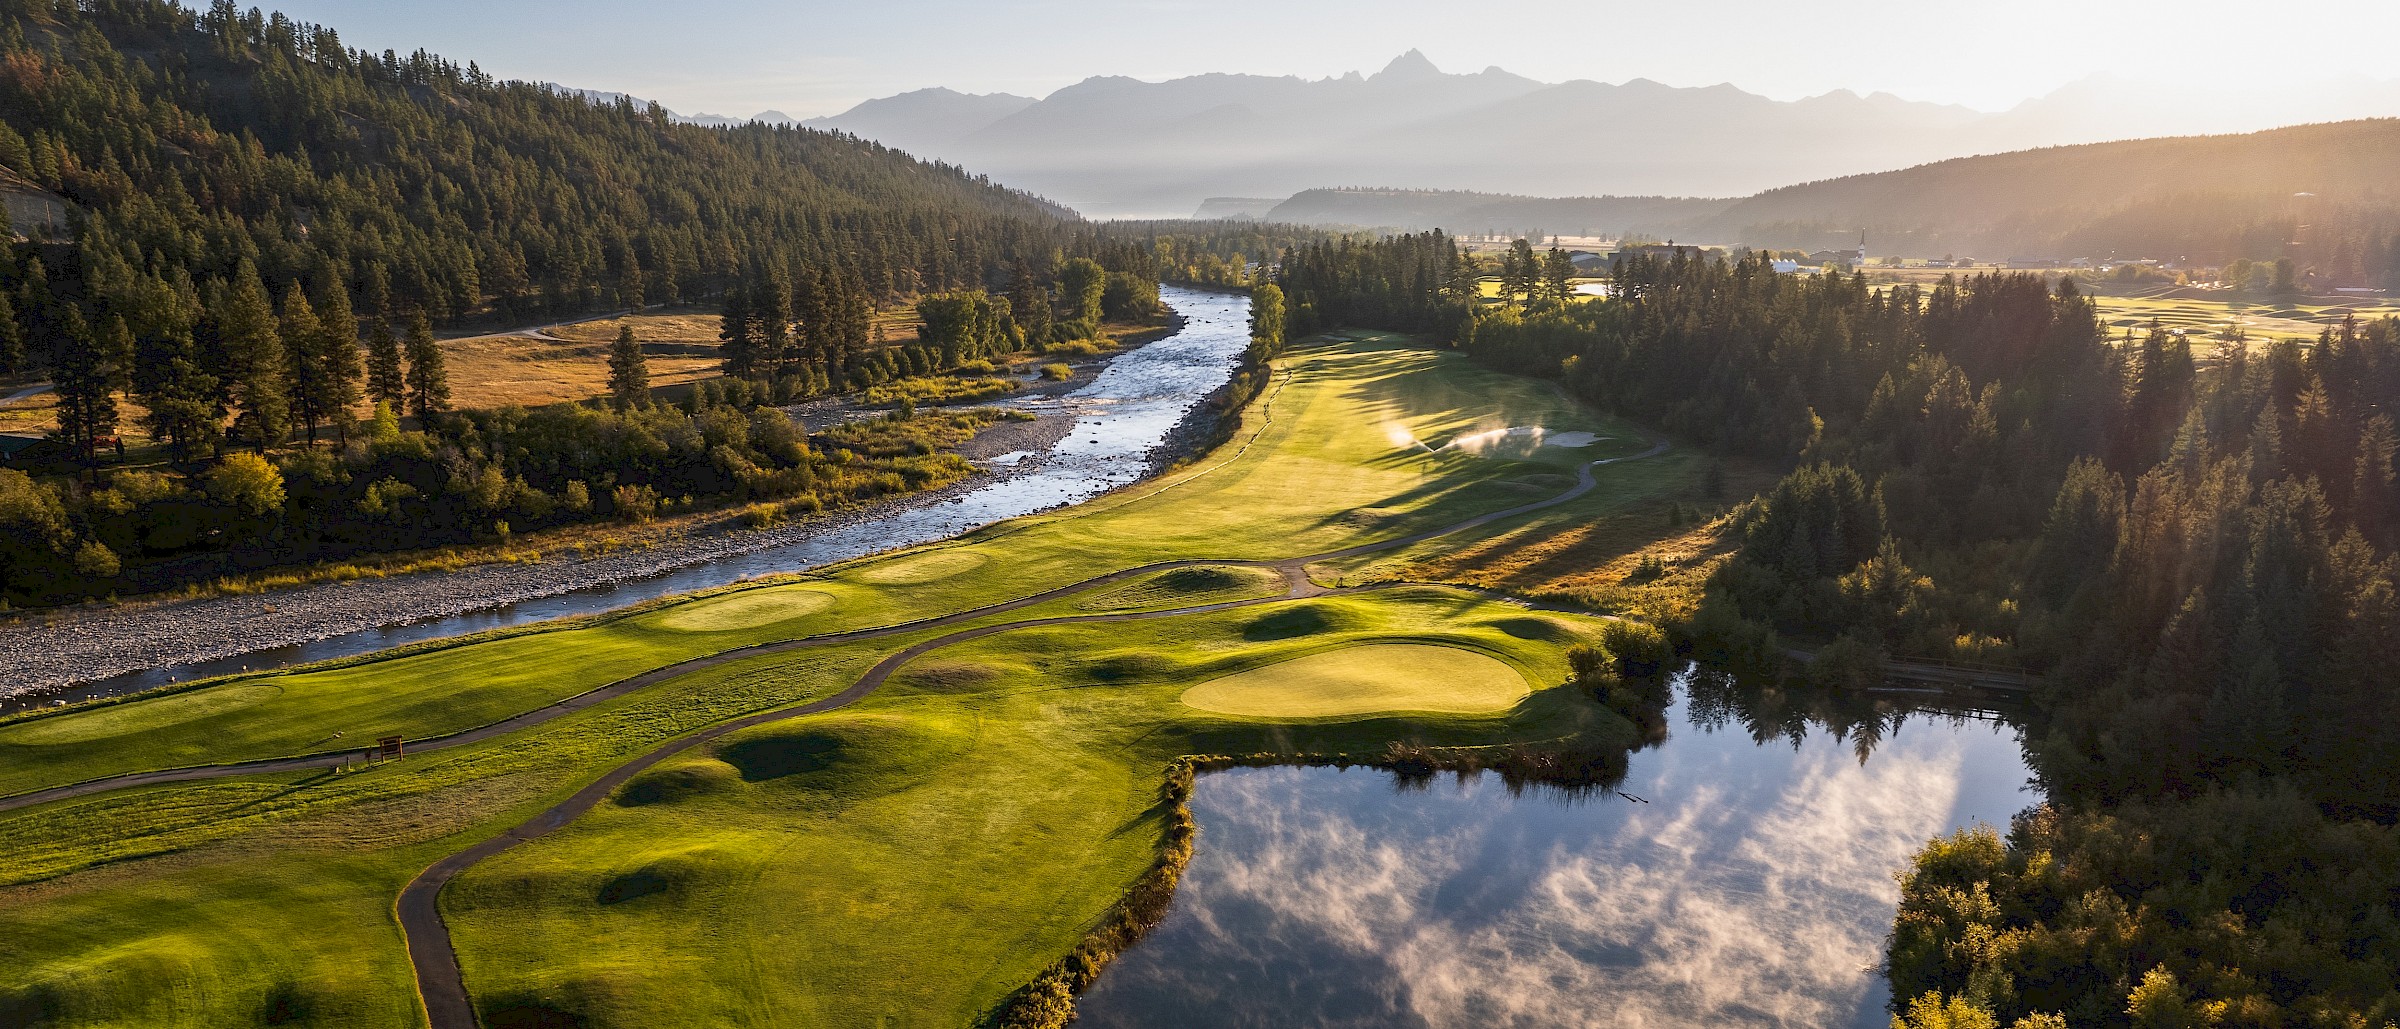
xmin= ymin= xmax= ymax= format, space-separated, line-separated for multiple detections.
xmin=1077 ymin=565 xmax=1284 ymax=611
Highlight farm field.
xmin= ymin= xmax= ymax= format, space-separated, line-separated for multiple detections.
xmin=0 ymin=332 xmax=1696 ymax=1028
xmin=2088 ymin=287 xmax=2400 ymax=344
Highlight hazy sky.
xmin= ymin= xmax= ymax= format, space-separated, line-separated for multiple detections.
xmin=225 ymin=1 xmax=2400 ymax=118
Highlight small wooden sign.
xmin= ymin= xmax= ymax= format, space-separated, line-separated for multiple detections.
xmin=376 ymin=736 xmax=405 ymax=761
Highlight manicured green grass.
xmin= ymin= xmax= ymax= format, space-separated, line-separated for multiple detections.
xmin=648 ymin=588 xmax=836 ymax=631
xmin=1 ymin=334 xmax=1641 ymax=800
xmin=1178 ymin=642 xmax=1527 ymax=717
xmin=440 ymin=589 xmax=1622 ymax=1029
xmin=0 ymin=332 xmax=1678 ymax=1028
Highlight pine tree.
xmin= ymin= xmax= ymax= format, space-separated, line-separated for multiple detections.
xmin=49 ymin=309 xmax=119 ymax=463
xmin=402 ymin=311 xmax=450 ymax=421
xmin=219 ymin=261 xmax=289 ymax=449
xmin=136 ymin=331 xmax=223 ymax=462
xmin=795 ymin=266 xmax=831 ymax=368
xmin=608 ymin=325 xmax=649 ymax=408
xmin=280 ymin=284 xmax=328 ymax=443
xmin=0 ymin=290 xmax=23 ymax=375
xmin=16 ymin=259 xmax=54 ymax=366
xmin=1057 ymin=258 xmax=1105 ymax=327
xmin=718 ymin=280 xmax=755 ymax=377
xmin=364 ymin=317 xmax=405 ymax=407
xmin=1009 ymin=261 xmax=1052 ymax=345
xmin=757 ymin=264 xmax=794 ymax=379
xmin=313 ymin=285 xmax=364 ymax=443
xmin=1542 ymin=248 xmax=1574 ymax=303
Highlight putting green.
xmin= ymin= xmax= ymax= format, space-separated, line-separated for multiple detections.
xmin=1179 ymin=644 xmax=1528 ymax=717
xmin=652 ymin=589 xmax=835 ymax=631
xmin=7 ymin=683 xmax=285 ymax=745
xmin=853 ymin=550 xmax=989 ymax=585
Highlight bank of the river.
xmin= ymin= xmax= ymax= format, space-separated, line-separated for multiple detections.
xmin=0 ymin=291 xmax=1239 ymax=705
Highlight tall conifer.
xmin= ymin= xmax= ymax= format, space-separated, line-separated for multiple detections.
xmin=364 ymin=317 xmax=405 ymax=408
xmin=219 ymin=260 xmax=289 ymax=449
xmin=402 ymin=311 xmax=449 ymax=421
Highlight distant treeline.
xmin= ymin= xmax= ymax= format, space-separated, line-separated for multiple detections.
xmin=1280 ymin=236 xmax=2400 ymax=1028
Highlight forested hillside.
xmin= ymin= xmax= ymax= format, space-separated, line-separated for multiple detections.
xmin=1282 ymin=236 xmax=2400 ymax=1027
xmin=0 ymin=0 xmax=1076 ymax=370
xmin=0 ymin=0 xmax=1232 ymax=606
xmin=1700 ymin=120 xmax=2400 ymax=277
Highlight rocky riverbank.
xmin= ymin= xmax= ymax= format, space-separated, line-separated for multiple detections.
xmin=0 ymin=306 xmax=1237 ymax=702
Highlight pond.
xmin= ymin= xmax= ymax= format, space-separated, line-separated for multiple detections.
xmin=1075 ymin=674 xmax=2035 ymax=1028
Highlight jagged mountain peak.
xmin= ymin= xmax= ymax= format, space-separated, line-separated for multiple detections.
xmin=1375 ymin=49 xmax=1442 ymax=81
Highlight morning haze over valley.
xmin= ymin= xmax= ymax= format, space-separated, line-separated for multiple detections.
xmin=2 ymin=1 xmax=2398 ymax=1027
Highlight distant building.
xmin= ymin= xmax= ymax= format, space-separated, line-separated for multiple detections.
xmin=0 ymin=434 xmax=67 ymax=467
xmin=1609 ymin=243 xmax=1707 ymax=265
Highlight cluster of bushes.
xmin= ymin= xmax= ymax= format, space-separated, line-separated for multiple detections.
xmin=0 ymin=392 xmax=992 ymax=605
xmin=1565 ymin=620 xmax=1674 ymax=725
xmin=860 ymin=375 xmax=1019 ymax=409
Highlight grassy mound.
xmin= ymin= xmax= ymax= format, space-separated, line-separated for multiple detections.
xmin=615 ymin=759 xmax=743 ymax=807
xmin=1179 ymin=644 xmax=1529 ymax=717
xmin=650 ymin=589 xmax=834 ymax=632
xmin=1492 ymin=616 xmax=1584 ymax=642
xmin=1078 ymin=565 xmax=1283 ymax=611
xmin=893 ymin=661 xmax=1005 ymax=693
xmin=1239 ymin=603 xmax=1359 ymax=641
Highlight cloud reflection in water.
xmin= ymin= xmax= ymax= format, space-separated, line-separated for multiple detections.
xmin=1075 ymin=703 xmax=2031 ymax=1029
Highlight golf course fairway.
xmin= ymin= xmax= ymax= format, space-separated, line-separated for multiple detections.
xmin=0 ymin=332 xmax=1698 ymax=1029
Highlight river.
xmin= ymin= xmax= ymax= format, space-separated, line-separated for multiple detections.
xmin=1 ymin=285 xmax=1252 ymax=711
xmin=1075 ymin=672 xmax=2035 ymax=1029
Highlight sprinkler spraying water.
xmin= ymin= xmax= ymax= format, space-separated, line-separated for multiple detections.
xmin=1382 ymin=422 xmax=1437 ymax=455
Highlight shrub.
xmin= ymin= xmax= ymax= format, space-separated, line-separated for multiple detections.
xmin=73 ymin=540 xmax=120 ymax=578
xmin=612 ymin=483 xmax=660 ymax=523
xmin=1565 ymin=643 xmax=1614 ymax=686
xmin=208 ymin=452 xmax=286 ymax=517
xmin=1600 ymin=620 xmax=1672 ymax=678
xmin=1040 ymin=362 xmax=1073 ymax=381
xmin=1806 ymin=633 xmax=1886 ymax=690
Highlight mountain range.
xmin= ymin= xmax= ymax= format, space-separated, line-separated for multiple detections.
xmin=800 ymin=51 xmax=2400 ymax=219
